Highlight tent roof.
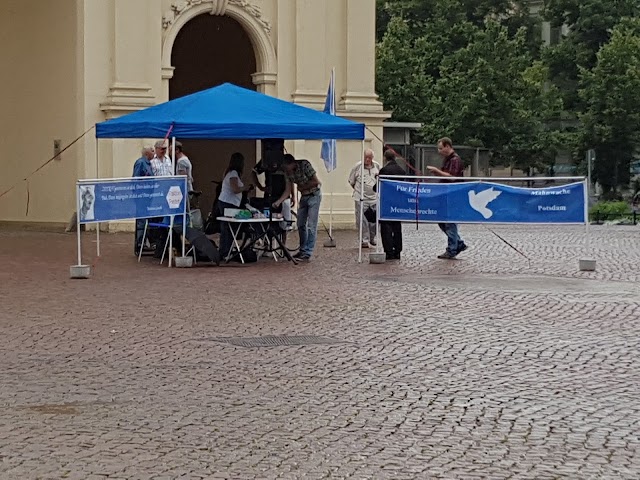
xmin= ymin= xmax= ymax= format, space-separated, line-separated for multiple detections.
xmin=95 ymin=83 xmax=364 ymax=140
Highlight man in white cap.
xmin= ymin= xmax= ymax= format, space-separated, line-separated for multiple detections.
xmin=151 ymin=140 xmax=173 ymax=176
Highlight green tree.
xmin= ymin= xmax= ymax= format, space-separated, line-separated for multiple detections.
xmin=377 ymin=0 xmax=541 ymax=55
xmin=376 ymin=1 xmax=556 ymax=169
xmin=376 ymin=16 xmax=436 ymax=122
xmin=578 ymin=18 xmax=640 ymax=195
xmin=543 ymin=0 xmax=639 ymax=111
xmin=422 ymin=22 xmax=561 ymax=168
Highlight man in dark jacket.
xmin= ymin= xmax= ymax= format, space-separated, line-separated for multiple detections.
xmin=427 ymin=137 xmax=468 ymax=259
xmin=378 ymin=149 xmax=406 ymax=260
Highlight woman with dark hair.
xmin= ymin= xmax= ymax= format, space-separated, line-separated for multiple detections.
xmin=218 ymin=152 xmax=254 ymax=257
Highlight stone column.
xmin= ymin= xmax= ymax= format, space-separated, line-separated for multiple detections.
xmin=340 ymin=0 xmax=380 ymax=113
xmin=96 ymin=0 xmax=161 ymax=232
xmin=100 ymin=0 xmax=156 ymax=117
xmin=291 ymin=0 xmax=326 ymax=109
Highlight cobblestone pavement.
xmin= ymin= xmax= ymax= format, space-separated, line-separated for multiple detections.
xmin=0 ymin=224 xmax=639 ymax=479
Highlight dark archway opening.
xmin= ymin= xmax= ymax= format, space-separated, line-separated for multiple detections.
xmin=170 ymin=13 xmax=257 ymax=216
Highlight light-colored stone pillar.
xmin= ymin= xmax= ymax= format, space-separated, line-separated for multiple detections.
xmin=101 ymin=0 xmax=156 ymax=115
xmin=291 ymin=0 xmax=327 ymax=108
xmin=340 ymin=0 xmax=380 ymax=112
xmin=97 ymin=0 xmax=161 ymax=231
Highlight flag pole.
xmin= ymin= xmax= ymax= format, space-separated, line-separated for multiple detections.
xmin=329 ymin=133 xmax=334 ymax=237
xmin=322 ymin=67 xmax=337 ymax=248
xmin=328 ymin=67 xmax=335 ymax=242
xmin=325 ymin=140 xmax=336 ymax=248
xmin=358 ymin=139 xmax=365 ymax=263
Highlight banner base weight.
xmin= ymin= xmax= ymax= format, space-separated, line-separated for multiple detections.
xmin=369 ymin=252 xmax=386 ymax=264
xmin=70 ymin=265 xmax=91 ymax=279
xmin=579 ymin=259 xmax=596 ymax=271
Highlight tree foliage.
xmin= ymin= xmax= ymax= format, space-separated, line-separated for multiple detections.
xmin=542 ymin=0 xmax=639 ymax=111
xmin=541 ymin=0 xmax=640 ymax=190
xmin=376 ymin=0 xmax=556 ymax=168
xmin=423 ymin=24 xmax=562 ymax=168
xmin=376 ymin=0 xmax=640 ymax=185
xmin=578 ymin=18 xmax=640 ymax=193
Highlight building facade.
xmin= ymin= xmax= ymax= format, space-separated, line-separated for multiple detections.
xmin=0 ymin=0 xmax=389 ymax=228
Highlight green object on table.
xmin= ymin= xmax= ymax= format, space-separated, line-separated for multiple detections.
xmin=234 ymin=210 xmax=252 ymax=219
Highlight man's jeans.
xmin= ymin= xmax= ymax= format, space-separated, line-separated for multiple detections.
xmin=298 ymin=190 xmax=322 ymax=257
xmin=438 ymin=223 xmax=464 ymax=255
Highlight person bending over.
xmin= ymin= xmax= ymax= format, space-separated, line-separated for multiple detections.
xmin=272 ymin=154 xmax=322 ymax=261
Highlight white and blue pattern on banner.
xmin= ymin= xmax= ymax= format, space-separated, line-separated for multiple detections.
xmin=378 ymin=179 xmax=586 ymax=224
xmin=76 ymin=176 xmax=187 ymax=224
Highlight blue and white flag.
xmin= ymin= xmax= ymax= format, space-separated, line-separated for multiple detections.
xmin=320 ymin=69 xmax=337 ymax=172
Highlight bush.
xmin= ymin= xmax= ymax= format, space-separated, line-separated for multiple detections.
xmin=589 ymin=201 xmax=631 ymax=221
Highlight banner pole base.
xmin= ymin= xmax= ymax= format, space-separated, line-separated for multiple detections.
xmin=579 ymin=259 xmax=596 ymax=272
xmin=70 ymin=264 xmax=91 ymax=279
xmin=369 ymin=252 xmax=386 ymax=264
xmin=323 ymin=238 xmax=336 ymax=248
xmin=175 ymin=256 xmax=194 ymax=268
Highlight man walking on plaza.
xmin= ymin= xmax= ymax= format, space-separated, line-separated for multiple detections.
xmin=427 ymin=137 xmax=468 ymax=259
xmin=273 ymin=154 xmax=322 ymax=261
xmin=348 ymin=148 xmax=380 ymax=248
xmin=378 ymin=149 xmax=405 ymax=260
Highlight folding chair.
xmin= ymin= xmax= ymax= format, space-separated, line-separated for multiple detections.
xmin=138 ymin=216 xmax=193 ymax=265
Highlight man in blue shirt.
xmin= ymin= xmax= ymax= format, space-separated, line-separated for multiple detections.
xmin=133 ymin=146 xmax=154 ymax=254
xmin=133 ymin=146 xmax=154 ymax=177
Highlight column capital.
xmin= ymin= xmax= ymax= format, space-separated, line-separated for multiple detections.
xmin=251 ymin=71 xmax=277 ymax=86
xmin=338 ymin=91 xmax=386 ymax=113
xmin=100 ymin=83 xmax=156 ymax=119
xmin=162 ymin=66 xmax=175 ymax=80
xmin=291 ymin=89 xmax=326 ymax=109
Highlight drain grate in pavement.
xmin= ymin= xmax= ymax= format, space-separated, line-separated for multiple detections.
xmin=23 ymin=404 xmax=80 ymax=415
xmin=207 ymin=335 xmax=346 ymax=348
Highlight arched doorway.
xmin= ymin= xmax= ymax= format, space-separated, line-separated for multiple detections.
xmin=170 ymin=13 xmax=257 ymax=217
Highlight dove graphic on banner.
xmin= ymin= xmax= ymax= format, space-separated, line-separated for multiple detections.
xmin=468 ymin=187 xmax=501 ymax=219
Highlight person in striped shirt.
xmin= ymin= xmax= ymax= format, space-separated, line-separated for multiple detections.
xmin=151 ymin=140 xmax=174 ymax=177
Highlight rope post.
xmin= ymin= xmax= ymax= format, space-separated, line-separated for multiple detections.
xmin=70 ymin=184 xmax=91 ymax=279
xmin=357 ymin=140 xmax=365 ymax=263
xmin=579 ymin=177 xmax=596 ymax=271
xmin=369 ymin=175 xmax=386 ymax=264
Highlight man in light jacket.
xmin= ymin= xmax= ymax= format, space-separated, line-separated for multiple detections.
xmin=348 ymin=148 xmax=380 ymax=248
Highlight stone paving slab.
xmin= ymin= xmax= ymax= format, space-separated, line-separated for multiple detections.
xmin=0 ymin=225 xmax=638 ymax=479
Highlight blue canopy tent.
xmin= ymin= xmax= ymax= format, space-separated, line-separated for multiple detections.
xmin=93 ymin=82 xmax=367 ymax=263
xmin=95 ymin=82 xmax=365 ymax=140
